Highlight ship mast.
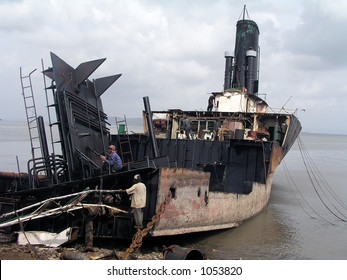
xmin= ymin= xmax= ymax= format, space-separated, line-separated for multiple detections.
xmin=240 ymin=5 xmax=250 ymax=21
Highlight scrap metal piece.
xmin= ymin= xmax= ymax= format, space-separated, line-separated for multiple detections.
xmin=75 ymin=58 xmax=106 ymax=86
xmin=17 ymin=227 xmax=78 ymax=247
xmin=94 ymin=74 xmax=122 ymax=98
xmin=163 ymin=245 xmax=205 ymax=260
xmin=46 ymin=52 xmax=122 ymax=179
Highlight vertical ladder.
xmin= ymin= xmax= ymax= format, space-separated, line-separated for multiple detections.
xmin=41 ymin=60 xmax=70 ymax=183
xmin=41 ymin=59 xmax=60 ymax=155
xmin=20 ymin=68 xmax=41 ymax=161
xmin=115 ymin=116 xmax=134 ymax=165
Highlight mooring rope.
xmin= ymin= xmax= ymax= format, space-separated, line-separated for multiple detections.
xmin=282 ymin=159 xmax=337 ymax=226
xmin=285 ymin=135 xmax=347 ymax=224
xmin=297 ymin=137 xmax=347 ymax=211
xmin=297 ymin=136 xmax=347 ymax=222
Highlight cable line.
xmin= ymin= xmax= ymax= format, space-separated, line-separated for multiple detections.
xmin=297 ymin=136 xmax=347 ymax=222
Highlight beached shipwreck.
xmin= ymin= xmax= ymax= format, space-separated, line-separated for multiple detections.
xmin=0 ymin=9 xmax=301 ymax=245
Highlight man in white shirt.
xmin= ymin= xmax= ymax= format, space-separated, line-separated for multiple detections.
xmin=123 ymin=174 xmax=147 ymax=229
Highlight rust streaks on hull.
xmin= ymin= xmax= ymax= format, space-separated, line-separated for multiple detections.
xmin=269 ymin=143 xmax=283 ymax=174
xmin=150 ymin=168 xmax=273 ymax=236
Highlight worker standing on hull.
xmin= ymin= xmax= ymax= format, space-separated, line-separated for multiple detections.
xmin=122 ymin=174 xmax=147 ymax=230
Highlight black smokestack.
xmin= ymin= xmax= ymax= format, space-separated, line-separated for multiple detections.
xmin=223 ymin=51 xmax=233 ymax=91
xmin=231 ymin=16 xmax=260 ymax=93
xmin=245 ymin=49 xmax=258 ymax=94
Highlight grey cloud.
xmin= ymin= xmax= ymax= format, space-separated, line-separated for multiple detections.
xmin=284 ymin=1 xmax=347 ymax=69
xmin=0 ymin=0 xmax=346 ymax=134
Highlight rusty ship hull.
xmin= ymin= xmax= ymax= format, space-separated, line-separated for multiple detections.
xmin=141 ymin=168 xmax=274 ymax=237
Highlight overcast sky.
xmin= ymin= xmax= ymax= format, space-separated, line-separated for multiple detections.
xmin=0 ymin=0 xmax=346 ymax=134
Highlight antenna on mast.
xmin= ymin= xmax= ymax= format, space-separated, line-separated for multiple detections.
xmin=279 ymin=96 xmax=292 ymax=113
xmin=239 ymin=5 xmax=251 ymax=20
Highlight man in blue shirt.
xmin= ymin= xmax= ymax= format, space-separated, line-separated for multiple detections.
xmin=100 ymin=145 xmax=122 ymax=173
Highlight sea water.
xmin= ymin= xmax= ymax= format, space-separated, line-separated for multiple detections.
xmin=0 ymin=120 xmax=346 ymax=259
xmin=179 ymin=133 xmax=347 ymax=259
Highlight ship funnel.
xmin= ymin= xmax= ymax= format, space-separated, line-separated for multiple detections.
xmin=231 ymin=7 xmax=260 ymax=94
xmin=246 ymin=49 xmax=258 ymax=94
xmin=223 ymin=51 xmax=233 ymax=91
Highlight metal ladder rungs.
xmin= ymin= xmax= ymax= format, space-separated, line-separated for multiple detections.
xmin=115 ymin=116 xmax=134 ymax=163
xmin=50 ymin=121 xmax=61 ymax=126
xmin=20 ymin=67 xmax=43 ymax=162
xmin=28 ymin=118 xmax=37 ymax=123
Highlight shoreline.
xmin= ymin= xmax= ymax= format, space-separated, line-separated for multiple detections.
xmin=0 ymin=232 xmax=204 ymax=260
